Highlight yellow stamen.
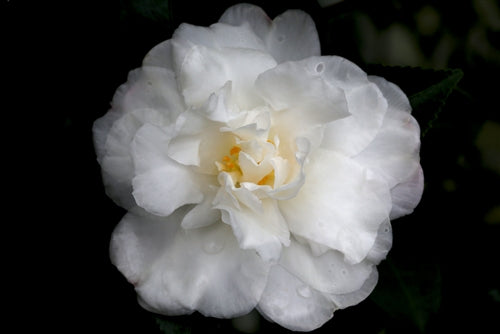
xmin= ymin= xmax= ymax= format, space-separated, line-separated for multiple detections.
xmin=230 ymin=146 xmax=241 ymax=156
xmin=258 ymin=170 xmax=275 ymax=186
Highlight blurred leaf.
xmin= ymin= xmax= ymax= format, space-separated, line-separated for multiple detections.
xmin=409 ymin=68 xmax=463 ymax=136
xmin=371 ymin=259 xmax=442 ymax=333
xmin=120 ymin=0 xmax=172 ymax=22
xmin=156 ymin=317 xmax=192 ymax=334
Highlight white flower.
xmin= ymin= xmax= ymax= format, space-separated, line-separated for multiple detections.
xmin=93 ymin=4 xmax=423 ymax=331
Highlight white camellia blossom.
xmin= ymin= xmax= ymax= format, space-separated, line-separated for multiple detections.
xmin=94 ymin=4 xmax=423 ymax=331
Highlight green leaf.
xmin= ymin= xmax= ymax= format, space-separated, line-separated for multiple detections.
xmin=409 ymin=68 xmax=463 ymax=136
xmin=155 ymin=317 xmax=192 ymax=334
xmin=371 ymin=258 xmax=442 ymax=333
xmin=365 ymin=65 xmax=463 ymax=137
xmin=120 ymin=0 xmax=172 ymax=23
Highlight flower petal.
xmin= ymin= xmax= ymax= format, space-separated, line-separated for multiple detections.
xmin=94 ymin=108 xmax=170 ymax=209
xmin=176 ymin=45 xmax=276 ymax=109
xmin=131 ymin=124 xmax=204 ymax=216
xmin=219 ymin=4 xmax=272 ymax=43
xmin=328 ymin=267 xmax=379 ymax=309
xmin=365 ymin=219 xmax=393 ymax=265
xmin=137 ymin=222 xmax=271 ymax=318
xmin=215 ymin=174 xmax=290 ymax=262
xmin=143 ymin=39 xmax=175 ymax=70
xmin=181 ymin=191 xmax=220 ymax=229
xmin=389 ymin=165 xmax=424 ymax=219
xmin=110 ymin=209 xmax=185 ymax=287
xmin=256 ymin=59 xmax=349 ymax=128
xmin=279 ymin=239 xmax=374 ymax=294
xmin=257 ymin=265 xmax=336 ymax=331
xmin=265 ymin=9 xmax=321 ymax=62
xmin=321 ymin=82 xmax=388 ymax=157
xmin=280 ymin=149 xmax=391 ymax=263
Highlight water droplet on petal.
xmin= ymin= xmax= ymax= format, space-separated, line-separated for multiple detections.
xmin=203 ymin=239 xmax=224 ymax=254
xmin=297 ymin=285 xmax=312 ymax=298
xmin=315 ymin=62 xmax=325 ymax=73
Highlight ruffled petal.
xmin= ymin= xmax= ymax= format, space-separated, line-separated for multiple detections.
xmin=143 ymin=39 xmax=175 ymax=70
xmin=256 ymin=59 xmax=349 ymax=127
xmin=137 ymin=222 xmax=271 ymax=318
xmin=280 ymin=149 xmax=391 ymax=264
xmin=279 ymin=239 xmax=374 ymax=294
xmin=219 ymin=4 xmax=320 ymax=63
xmin=265 ymin=9 xmax=321 ymax=62
xmin=181 ymin=191 xmax=220 ymax=229
xmin=389 ymin=165 xmax=424 ymax=219
xmin=257 ymin=265 xmax=336 ymax=331
xmin=218 ymin=4 xmax=272 ymax=43
xmin=176 ymin=45 xmax=276 ymax=109
xmin=131 ymin=124 xmax=205 ymax=216
xmin=365 ymin=219 xmax=393 ymax=265
xmin=215 ymin=174 xmax=290 ymax=262
xmin=328 ymin=267 xmax=379 ymax=309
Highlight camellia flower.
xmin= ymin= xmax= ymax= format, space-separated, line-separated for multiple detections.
xmin=93 ymin=4 xmax=423 ymax=331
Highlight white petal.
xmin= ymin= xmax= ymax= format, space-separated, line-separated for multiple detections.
xmin=138 ymin=222 xmax=271 ymax=318
xmin=143 ymin=39 xmax=175 ymax=70
xmin=389 ymin=165 xmax=424 ymax=219
xmin=111 ymin=66 xmax=185 ymax=124
xmin=110 ymin=210 xmax=184 ymax=287
xmin=353 ymin=109 xmax=421 ymax=188
xmin=266 ymin=10 xmax=320 ymax=63
xmin=215 ymin=176 xmax=290 ymax=262
xmin=177 ymin=45 xmax=276 ymax=109
xmin=219 ymin=4 xmax=272 ymax=43
xmin=365 ymin=219 xmax=393 ymax=265
xmin=279 ymin=239 xmax=374 ymax=294
xmin=369 ymin=75 xmax=411 ymax=114
xmin=322 ymin=82 xmax=388 ymax=156
xmin=167 ymin=135 xmax=201 ymax=166
xmin=257 ymin=265 xmax=336 ymax=331
xmin=131 ymin=124 xmax=204 ymax=216
xmin=256 ymin=59 xmax=349 ymax=127
xmin=181 ymin=191 xmax=220 ymax=229
xmin=280 ymin=149 xmax=390 ymax=263
xmin=328 ymin=267 xmax=379 ymax=309
xmin=94 ymin=108 xmax=171 ymax=209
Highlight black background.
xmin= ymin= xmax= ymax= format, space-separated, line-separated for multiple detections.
xmin=6 ymin=0 xmax=499 ymax=333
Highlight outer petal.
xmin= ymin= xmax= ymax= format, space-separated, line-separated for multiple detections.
xmin=389 ymin=165 xmax=424 ymax=219
xmin=110 ymin=210 xmax=184 ymax=287
xmin=279 ymin=239 xmax=374 ymax=295
xmin=138 ymin=222 xmax=271 ymax=318
xmin=257 ymin=265 xmax=336 ymax=331
xmin=131 ymin=124 xmax=205 ymax=216
xmin=255 ymin=58 xmax=350 ymax=146
xmin=219 ymin=4 xmax=320 ymax=63
xmin=280 ymin=149 xmax=391 ymax=264
xmin=265 ymin=9 xmax=321 ymax=63
xmin=328 ymin=267 xmax=379 ymax=309
xmin=143 ymin=39 xmax=175 ymax=70
xmin=176 ymin=45 xmax=276 ymax=109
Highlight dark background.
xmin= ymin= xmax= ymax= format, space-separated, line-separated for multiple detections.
xmin=6 ymin=0 xmax=499 ymax=333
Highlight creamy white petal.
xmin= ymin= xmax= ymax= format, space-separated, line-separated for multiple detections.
xmin=365 ymin=219 xmax=393 ymax=265
xmin=322 ymin=82 xmax=388 ymax=157
xmin=110 ymin=210 xmax=185 ymax=287
xmin=111 ymin=66 xmax=185 ymax=124
xmin=256 ymin=59 xmax=349 ymax=127
xmin=368 ymin=75 xmax=412 ymax=114
xmin=181 ymin=192 xmax=220 ymax=229
xmin=138 ymin=222 xmax=271 ymax=318
xmin=131 ymin=124 xmax=204 ymax=216
xmin=257 ymin=265 xmax=336 ymax=331
xmin=215 ymin=175 xmax=290 ymax=262
xmin=280 ymin=149 xmax=390 ymax=264
xmin=167 ymin=135 xmax=201 ymax=166
xmin=218 ymin=4 xmax=272 ymax=43
xmin=389 ymin=165 xmax=424 ymax=219
xmin=328 ymin=267 xmax=379 ymax=309
xmin=143 ymin=39 xmax=175 ymax=70
xmin=265 ymin=10 xmax=320 ymax=63
xmin=177 ymin=45 xmax=276 ymax=109
xmin=279 ymin=238 xmax=374 ymax=294
xmin=94 ymin=108 xmax=171 ymax=209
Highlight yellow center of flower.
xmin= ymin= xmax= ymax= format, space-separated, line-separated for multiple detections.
xmin=220 ymin=146 xmax=242 ymax=173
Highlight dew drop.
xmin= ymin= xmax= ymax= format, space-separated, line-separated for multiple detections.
xmin=315 ymin=62 xmax=325 ymax=73
xmin=203 ymin=239 xmax=224 ymax=254
xmin=297 ymin=285 xmax=312 ymax=298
